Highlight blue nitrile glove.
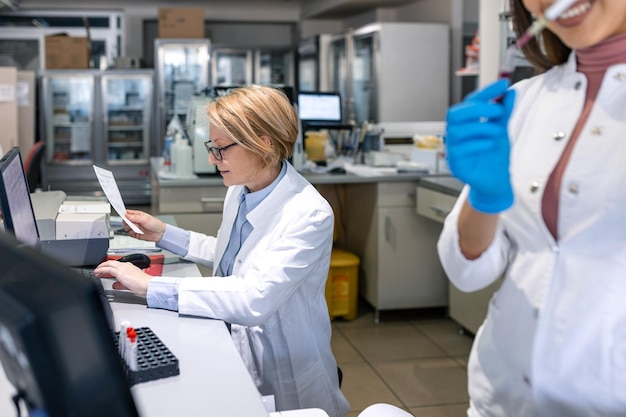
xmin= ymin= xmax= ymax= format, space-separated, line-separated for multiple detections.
xmin=445 ymin=79 xmax=516 ymax=214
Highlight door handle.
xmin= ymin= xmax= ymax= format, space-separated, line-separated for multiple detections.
xmin=429 ymin=205 xmax=450 ymax=218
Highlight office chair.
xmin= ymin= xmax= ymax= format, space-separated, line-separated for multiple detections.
xmin=23 ymin=141 xmax=45 ymax=193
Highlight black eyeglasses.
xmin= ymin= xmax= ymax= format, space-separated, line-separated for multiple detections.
xmin=204 ymin=141 xmax=238 ymax=161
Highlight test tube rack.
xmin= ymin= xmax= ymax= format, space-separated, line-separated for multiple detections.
xmin=114 ymin=326 xmax=180 ymax=385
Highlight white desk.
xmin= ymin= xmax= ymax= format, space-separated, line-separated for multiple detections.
xmin=113 ymin=303 xmax=269 ymax=417
xmin=0 ymin=257 xmax=269 ymax=417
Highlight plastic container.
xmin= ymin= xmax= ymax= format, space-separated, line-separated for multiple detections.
xmin=169 ymin=133 xmax=181 ymax=174
xmin=114 ymin=327 xmax=179 ymax=386
xmin=325 ymin=249 xmax=360 ymax=320
xmin=304 ymin=131 xmax=328 ymax=162
xmin=174 ymin=135 xmax=193 ymax=178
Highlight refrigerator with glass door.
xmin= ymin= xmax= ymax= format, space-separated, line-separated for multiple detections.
xmin=297 ymin=34 xmax=332 ymax=92
xmin=40 ymin=69 xmax=155 ymax=204
xmin=154 ymin=39 xmax=211 ymax=156
xmin=328 ymin=23 xmax=450 ymax=126
xmin=211 ymin=47 xmax=294 ymax=89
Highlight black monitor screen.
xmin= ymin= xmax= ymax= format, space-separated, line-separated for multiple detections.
xmin=0 ymin=147 xmax=39 ymax=247
xmin=297 ymin=92 xmax=342 ymax=123
xmin=0 ymin=232 xmax=139 ymax=417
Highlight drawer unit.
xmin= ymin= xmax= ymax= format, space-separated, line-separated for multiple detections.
xmin=378 ymin=181 xmax=417 ymax=207
xmin=345 ymin=182 xmax=448 ymax=322
xmin=158 ymin=185 xmax=227 ymax=214
xmin=416 ymin=186 xmax=457 ymax=223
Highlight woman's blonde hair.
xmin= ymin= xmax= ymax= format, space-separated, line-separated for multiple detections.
xmin=207 ymin=85 xmax=299 ymax=168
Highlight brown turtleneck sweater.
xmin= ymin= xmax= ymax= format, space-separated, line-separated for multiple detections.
xmin=541 ymin=32 xmax=626 ymax=240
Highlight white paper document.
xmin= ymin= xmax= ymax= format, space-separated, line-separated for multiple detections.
xmin=92 ymin=165 xmax=143 ymax=234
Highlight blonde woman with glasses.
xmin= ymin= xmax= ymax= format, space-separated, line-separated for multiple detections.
xmin=96 ymin=85 xmax=349 ymax=417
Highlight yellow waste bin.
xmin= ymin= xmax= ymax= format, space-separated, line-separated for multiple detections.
xmin=325 ymin=248 xmax=360 ymax=320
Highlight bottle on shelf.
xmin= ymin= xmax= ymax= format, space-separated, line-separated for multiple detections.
xmin=163 ymin=114 xmax=184 ymax=171
xmin=175 ymin=134 xmax=193 ymax=178
xmin=170 ymin=132 xmax=194 ymax=178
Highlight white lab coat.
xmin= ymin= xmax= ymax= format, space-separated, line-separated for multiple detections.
xmin=438 ymin=53 xmax=626 ymax=417
xmin=169 ymin=163 xmax=349 ymax=417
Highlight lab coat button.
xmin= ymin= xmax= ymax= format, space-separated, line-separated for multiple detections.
xmin=574 ymin=81 xmax=582 ymax=90
xmin=591 ymin=127 xmax=603 ymax=136
xmin=530 ymin=182 xmax=540 ymax=193
xmin=568 ymin=184 xmax=579 ymax=194
xmin=552 ymin=131 xmax=566 ymax=141
xmin=615 ymin=72 xmax=625 ymax=81
xmin=237 ymin=259 xmax=242 ymax=264
xmin=552 ymin=246 xmax=559 ymax=253
xmin=523 ymin=374 xmax=532 ymax=386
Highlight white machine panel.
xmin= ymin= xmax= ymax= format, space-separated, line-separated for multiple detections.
xmin=187 ymin=96 xmax=216 ymax=174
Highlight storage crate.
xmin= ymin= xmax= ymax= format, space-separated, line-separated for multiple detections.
xmin=325 ymin=249 xmax=359 ymax=320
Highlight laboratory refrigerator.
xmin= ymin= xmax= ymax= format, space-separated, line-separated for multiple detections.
xmin=297 ymin=34 xmax=333 ymax=92
xmin=40 ymin=69 xmax=155 ymax=205
xmin=328 ymin=22 xmax=450 ymax=126
xmin=211 ymin=47 xmax=294 ymax=88
xmin=154 ymin=38 xmax=211 ymax=155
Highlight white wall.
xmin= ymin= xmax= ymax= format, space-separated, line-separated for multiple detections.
xmin=300 ymin=20 xmax=344 ymax=39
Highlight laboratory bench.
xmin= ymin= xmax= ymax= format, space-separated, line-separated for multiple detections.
xmin=151 ymin=158 xmax=451 ymax=322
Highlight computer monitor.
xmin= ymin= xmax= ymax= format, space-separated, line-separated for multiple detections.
xmin=297 ymin=91 xmax=343 ymax=124
xmin=0 ymin=147 xmax=39 ymax=247
xmin=0 ymin=147 xmax=108 ymax=267
xmin=0 ymin=232 xmax=139 ymax=417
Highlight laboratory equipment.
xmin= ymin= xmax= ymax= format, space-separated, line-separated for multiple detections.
xmin=155 ymin=38 xmax=211 ymax=156
xmin=113 ymin=326 xmax=180 ymax=385
xmin=186 ymin=95 xmax=216 ymax=174
xmin=40 ymin=69 xmax=155 ymax=204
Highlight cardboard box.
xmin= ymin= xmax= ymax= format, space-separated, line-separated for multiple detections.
xmin=0 ymin=67 xmax=17 ymax=154
xmin=45 ymin=34 xmax=89 ymax=69
xmin=17 ymin=71 xmax=35 ymax=154
xmin=158 ymin=8 xmax=205 ymax=39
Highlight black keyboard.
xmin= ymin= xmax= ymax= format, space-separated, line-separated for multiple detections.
xmin=72 ymin=267 xmax=115 ymax=331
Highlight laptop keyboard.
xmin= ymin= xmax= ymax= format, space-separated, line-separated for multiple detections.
xmin=72 ymin=267 xmax=115 ymax=331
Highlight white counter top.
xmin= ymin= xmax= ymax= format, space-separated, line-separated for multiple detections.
xmin=0 ymin=240 xmax=269 ymax=417
xmin=151 ymin=157 xmax=432 ymax=187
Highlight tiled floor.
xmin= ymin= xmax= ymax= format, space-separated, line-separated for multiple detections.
xmin=332 ymin=298 xmax=474 ymax=417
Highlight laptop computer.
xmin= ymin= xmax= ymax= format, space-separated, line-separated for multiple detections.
xmin=0 ymin=146 xmax=115 ymax=326
xmin=0 ymin=146 xmax=108 ymax=266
